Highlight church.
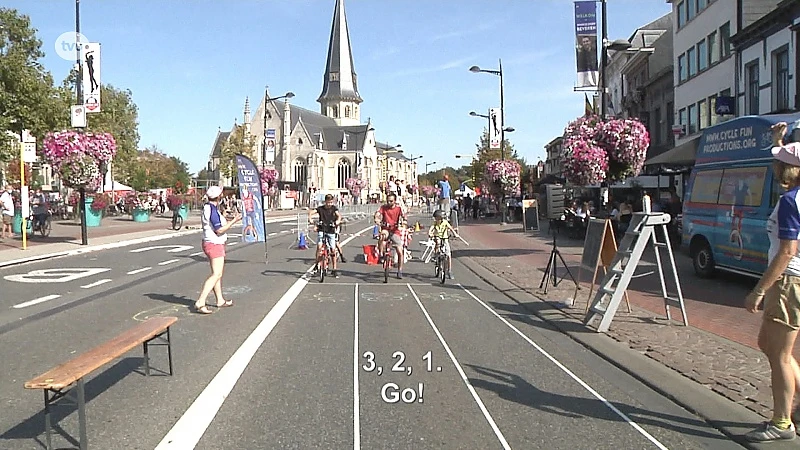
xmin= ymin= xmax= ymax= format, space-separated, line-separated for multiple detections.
xmin=206 ymin=0 xmax=417 ymax=204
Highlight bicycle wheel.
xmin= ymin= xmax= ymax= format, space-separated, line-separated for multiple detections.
xmin=319 ymin=252 xmax=326 ymax=283
xmin=434 ymin=252 xmax=441 ymax=277
xmin=173 ymin=215 xmax=183 ymax=230
xmin=384 ymin=249 xmax=390 ymax=284
xmin=42 ymin=217 xmax=52 ymax=237
xmin=440 ymin=256 xmax=447 ymax=284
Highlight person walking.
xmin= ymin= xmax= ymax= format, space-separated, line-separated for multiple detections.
xmin=745 ymin=121 xmax=800 ymax=442
xmin=0 ymin=185 xmax=14 ymax=239
xmin=194 ymin=186 xmax=241 ymax=314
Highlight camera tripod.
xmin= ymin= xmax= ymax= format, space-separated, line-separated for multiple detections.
xmin=539 ymin=220 xmax=577 ymax=295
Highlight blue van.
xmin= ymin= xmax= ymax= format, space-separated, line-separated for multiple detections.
xmin=683 ymin=113 xmax=800 ymax=278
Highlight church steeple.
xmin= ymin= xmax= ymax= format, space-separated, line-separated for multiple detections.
xmin=318 ymin=0 xmax=362 ymax=126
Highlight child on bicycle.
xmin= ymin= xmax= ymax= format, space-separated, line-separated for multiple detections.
xmin=309 ymin=194 xmax=343 ymax=278
xmin=429 ymin=209 xmax=458 ymax=280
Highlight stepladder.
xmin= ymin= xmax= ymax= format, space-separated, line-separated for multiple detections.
xmin=584 ymin=212 xmax=689 ymax=333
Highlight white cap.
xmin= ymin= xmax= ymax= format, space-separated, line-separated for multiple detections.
xmin=206 ymin=186 xmax=223 ymax=199
xmin=772 ymin=142 xmax=800 ymax=167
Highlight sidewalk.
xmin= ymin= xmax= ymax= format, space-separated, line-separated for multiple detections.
xmin=456 ymin=219 xmax=777 ymax=421
xmin=0 ymin=209 xmax=302 ymax=266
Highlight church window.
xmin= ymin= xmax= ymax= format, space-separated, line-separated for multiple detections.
xmin=293 ymin=158 xmax=308 ymax=184
xmin=345 ymin=106 xmax=351 ymax=118
xmin=332 ymin=106 xmax=339 ymax=118
xmin=337 ymin=158 xmax=352 ymax=189
xmin=298 ymin=138 xmax=303 ymax=145
xmin=329 ymin=72 xmax=340 ymax=82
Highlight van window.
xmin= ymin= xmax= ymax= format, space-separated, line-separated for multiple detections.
xmin=718 ymin=167 xmax=767 ymax=207
xmin=689 ymin=169 xmax=723 ymax=204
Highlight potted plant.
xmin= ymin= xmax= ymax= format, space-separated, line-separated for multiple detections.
xmin=126 ymin=192 xmax=155 ymax=222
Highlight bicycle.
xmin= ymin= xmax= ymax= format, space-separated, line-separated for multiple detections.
xmin=30 ymin=212 xmax=52 ymax=238
xmin=171 ymin=210 xmax=183 ymax=230
xmin=316 ymin=222 xmax=338 ymax=282
xmin=432 ymin=236 xmax=449 ymax=284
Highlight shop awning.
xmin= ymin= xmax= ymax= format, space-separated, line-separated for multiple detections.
xmin=644 ymin=136 xmax=700 ymax=166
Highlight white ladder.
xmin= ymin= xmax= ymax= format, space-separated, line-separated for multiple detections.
xmin=584 ymin=212 xmax=688 ymax=333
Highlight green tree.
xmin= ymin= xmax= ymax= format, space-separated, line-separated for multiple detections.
xmin=127 ymin=146 xmax=190 ymax=192
xmin=470 ymin=128 xmax=523 ymax=184
xmin=0 ymin=8 xmax=66 ymax=162
xmin=219 ymin=124 xmax=257 ymax=180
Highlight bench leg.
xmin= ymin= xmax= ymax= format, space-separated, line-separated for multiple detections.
xmin=43 ymin=390 xmax=53 ymax=450
xmin=143 ymin=326 xmax=174 ymax=376
xmin=142 ymin=341 xmax=150 ymax=376
xmin=76 ymin=379 xmax=87 ymax=450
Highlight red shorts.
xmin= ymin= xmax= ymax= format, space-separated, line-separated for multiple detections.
xmin=202 ymin=241 xmax=226 ymax=259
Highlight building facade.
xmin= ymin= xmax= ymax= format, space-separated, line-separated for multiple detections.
xmin=544 ymin=136 xmax=563 ymax=177
xmin=732 ymin=0 xmax=800 ymax=116
xmin=207 ymin=0 xmax=414 ymax=200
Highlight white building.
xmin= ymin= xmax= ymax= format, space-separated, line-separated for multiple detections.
xmin=731 ymin=0 xmax=800 ymax=115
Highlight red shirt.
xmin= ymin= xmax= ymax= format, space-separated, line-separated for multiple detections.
xmin=379 ymin=205 xmax=404 ymax=235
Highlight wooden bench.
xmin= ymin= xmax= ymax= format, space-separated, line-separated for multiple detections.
xmin=24 ymin=316 xmax=177 ymax=450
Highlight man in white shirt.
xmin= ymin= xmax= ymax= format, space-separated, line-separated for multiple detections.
xmin=1 ymin=185 xmax=15 ymax=239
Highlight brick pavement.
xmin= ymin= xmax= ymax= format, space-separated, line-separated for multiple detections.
xmin=455 ymin=219 xmax=777 ymax=420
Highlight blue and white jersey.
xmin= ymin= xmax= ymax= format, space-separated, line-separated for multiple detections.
xmin=202 ymin=203 xmax=227 ymax=244
xmin=767 ymin=186 xmax=800 ymax=276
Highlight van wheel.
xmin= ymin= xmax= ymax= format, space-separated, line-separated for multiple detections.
xmin=693 ymin=241 xmax=716 ymax=278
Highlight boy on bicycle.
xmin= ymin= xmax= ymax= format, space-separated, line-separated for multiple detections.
xmin=374 ymin=193 xmax=407 ymax=278
xmin=429 ymin=209 xmax=458 ymax=280
xmin=309 ymin=194 xmax=343 ymax=278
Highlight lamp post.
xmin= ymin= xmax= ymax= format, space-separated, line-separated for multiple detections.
xmin=455 ymin=154 xmax=478 ymax=184
xmin=470 ymin=61 xmax=505 ymax=160
xmin=263 ymin=88 xmax=294 ymax=205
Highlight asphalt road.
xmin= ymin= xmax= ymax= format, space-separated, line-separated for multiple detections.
xmin=0 ymin=213 xmax=750 ymax=449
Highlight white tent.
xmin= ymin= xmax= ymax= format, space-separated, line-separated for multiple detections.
xmin=103 ymin=182 xmax=133 ymax=192
xmin=457 ymin=184 xmax=476 ymax=197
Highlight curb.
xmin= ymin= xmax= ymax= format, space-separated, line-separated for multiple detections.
xmin=457 ymin=254 xmax=795 ymax=450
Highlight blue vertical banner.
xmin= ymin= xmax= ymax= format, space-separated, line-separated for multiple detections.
xmin=574 ymin=1 xmax=599 ymax=89
xmin=235 ymin=154 xmax=266 ymax=243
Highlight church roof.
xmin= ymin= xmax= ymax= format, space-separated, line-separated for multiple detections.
xmin=209 ymin=130 xmax=230 ymax=158
xmin=317 ymin=0 xmax=363 ymax=104
xmin=376 ymin=141 xmax=411 ymax=161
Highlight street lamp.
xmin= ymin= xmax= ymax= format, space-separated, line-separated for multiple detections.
xmin=262 ymin=88 xmax=294 ymax=202
xmin=455 ymin=154 xmax=478 ymax=184
xmin=469 ymin=61 xmax=505 ymax=160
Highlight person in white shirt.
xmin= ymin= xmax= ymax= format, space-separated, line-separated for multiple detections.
xmin=0 ymin=185 xmax=14 ymax=239
xmin=194 ymin=186 xmax=241 ymax=314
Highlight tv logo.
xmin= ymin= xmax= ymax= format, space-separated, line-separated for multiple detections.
xmin=54 ymin=32 xmax=90 ymax=61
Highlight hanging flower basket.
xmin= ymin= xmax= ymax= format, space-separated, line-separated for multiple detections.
xmin=42 ymin=131 xmax=117 ymax=189
xmin=561 ymin=115 xmax=649 ymax=186
xmin=259 ymin=167 xmax=278 ymax=195
xmin=484 ymin=160 xmax=521 ymax=196
xmin=421 ymin=185 xmax=436 ymax=197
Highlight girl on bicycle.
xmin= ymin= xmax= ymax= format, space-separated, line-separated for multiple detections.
xmin=428 ymin=209 xmax=458 ymax=280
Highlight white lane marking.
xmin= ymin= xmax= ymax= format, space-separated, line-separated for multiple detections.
xmin=81 ymin=278 xmax=112 ymax=289
xmin=4 ymin=268 xmax=111 ymax=283
xmin=457 ymin=284 xmax=669 ymax=450
xmin=227 ymin=242 xmax=238 ymax=246
xmin=158 ymin=259 xmax=180 ymax=266
xmin=155 ymin=225 xmax=374 ymax=449
xmin=189 ymin=252 xmax=204 ymax=257
xmin=127 ymin=267 xmax=152 ymax=275
xmin=130 ymin=245 xmax=194 ymax=253
xmin=268 ymin=232 xmax=278 ymax=237
xmin=406 ymin=284 xmax=511 ymax=450
xmin=13 ymin=294 xmax=61 ymax=309
xmin=353 ymin=283 xmax=361 ymax=450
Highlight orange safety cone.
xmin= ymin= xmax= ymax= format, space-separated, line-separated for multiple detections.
xmin=414 ymin=221 xmax=421 ymax=232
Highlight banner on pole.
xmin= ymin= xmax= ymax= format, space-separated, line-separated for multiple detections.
xmin=574 ymin=1 xmax=599 ymax=89
xmin=82 ymin=42 xmax=101 ymax=112
xmin=235 ymin=154 xmax=266 ymax=243
xmin=489 ymin=107 xmax=501 ymax=149
xmin=265 ymin=129 xmax=276 ymax=164
xmin=71 ymin=105 xmax=87 ymax=128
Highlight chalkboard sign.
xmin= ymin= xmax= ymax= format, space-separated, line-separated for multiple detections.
xmin=580 ymin=219 xmax=609 ymax=272
xmin=522 ymin=199 xmax=539 ymax=231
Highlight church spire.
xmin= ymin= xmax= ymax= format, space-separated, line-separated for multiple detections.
xmin=318 ymin=0 xmax=362 ymax=125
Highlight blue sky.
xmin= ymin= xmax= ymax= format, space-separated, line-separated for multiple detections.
xmin=10 ymin=0 xmax=671 ymax=175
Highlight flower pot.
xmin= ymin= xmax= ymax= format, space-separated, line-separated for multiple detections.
xmin=132 ymin=208 xmax=151 ymax=222
xmin=12 ymin=210 xmax=32 ymax=234
xmin=84 ymin=198 xmax=102 ymax=227
xmin=178 ymin=204 xmax=188 ymax=220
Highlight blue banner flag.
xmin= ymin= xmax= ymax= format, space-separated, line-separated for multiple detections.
xmin=574 ymin=1 xmax=599 ymax=88
xmin=235 ymin=154 xmax=266 ymax=243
